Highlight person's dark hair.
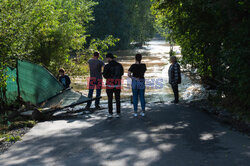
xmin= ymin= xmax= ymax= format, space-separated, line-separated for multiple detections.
xmin=94 ymin=52 xmax=100 ymax=57
xmin=135 ymin=54 xmax=142 ymax=64
xmin=59 ymin=68 xmax=65 ymax=73
xmin=106 ymin=53 xmax=115 ymax=59
xmin=170 ymin=56 xmax=177 ymax=63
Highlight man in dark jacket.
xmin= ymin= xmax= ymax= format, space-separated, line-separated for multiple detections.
xmin=168 ymin=56 xmax=181 ymax=103
xmin=103 ymin=53 xmax=124 ymax=118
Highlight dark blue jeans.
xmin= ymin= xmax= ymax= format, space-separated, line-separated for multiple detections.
xmin=86 ymin=78 xmax=102 ymax=107
xmin=171 ymin=83 xmax=179 ymax=102
xmin=132 ymin=79 xmax=146 ymax=112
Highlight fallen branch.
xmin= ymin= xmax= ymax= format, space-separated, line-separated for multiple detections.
xmin=31 ymin=97 xmax=102 ymax=121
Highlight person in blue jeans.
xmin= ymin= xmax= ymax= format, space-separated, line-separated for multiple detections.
xmin=86 ymin=52 xmax=105 ymax=110
xmin=128 ymin=54 xmax=147 ymax=117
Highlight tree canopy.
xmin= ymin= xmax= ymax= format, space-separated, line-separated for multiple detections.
xmin=90 ymin=0 xmax=155 ymax=48
xmin=0 ymin=0 xmax=97 ymax=66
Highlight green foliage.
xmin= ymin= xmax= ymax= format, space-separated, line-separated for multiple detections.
xmin=1 ymin=0 xmax=94 ymax=62
xmin=2 ymin=135 xmax=21 ymax=142
xmin=1 ymin=111 xmax=36 ymax=143
xmin=89 ymin=35 xmax=120 ymax=57
xmin=0 ymin=63 xmax=7 ymax=104
xmin=8 ymin=120 xmax=36 ymax=130
xmin=152 ymin=0 xmax=250 ymax=108
xmin=63 ymin=60 xmax=89 ymax=76
xmin=0 ymin=0 xmax=120 ymax=103
xmin=169 ymin=50 xmax=177 ymax=57
xmin=0 ymin=0 xmax=94 ymax=98
xmin=62 ymin=35 xmax=119 ymax=76
xmin=90 ymin=0 xmax=155 ymax=49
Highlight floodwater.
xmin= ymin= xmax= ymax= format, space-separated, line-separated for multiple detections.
xmin=72 ymin=39 xmax=204 ymax=104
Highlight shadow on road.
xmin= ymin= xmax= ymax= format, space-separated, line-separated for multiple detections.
xmin=0 ymin=103 xmax=249 ymax=166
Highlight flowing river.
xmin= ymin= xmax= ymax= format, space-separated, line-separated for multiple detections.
xmin=72 ymin=39 xmax=205 ymax=104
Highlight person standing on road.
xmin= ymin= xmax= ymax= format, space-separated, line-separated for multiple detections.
xmin=103 ymin=53 xmax=124 ymax=118
xmin=86 ymin=52 xmax=105 ymax=110
xmin=168 ymin=56 xmax=181 ymax=104
xmin=128 ymin=54 xmax=147 ymax=117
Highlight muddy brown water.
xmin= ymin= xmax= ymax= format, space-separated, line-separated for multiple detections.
xmin=72 ymin=39 xmax=201 ymax=104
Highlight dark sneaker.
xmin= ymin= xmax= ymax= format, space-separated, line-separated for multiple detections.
xmin=171 ymin=100 xmax=179 ymax=104
xmin=85 ymin=106 xmax=90 ymax=110
xmin=95 ymin=105 xmax=101 ymax=110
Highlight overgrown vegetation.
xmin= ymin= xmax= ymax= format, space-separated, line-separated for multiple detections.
xmin=0 ymin=0 xmax=94 ymax=104
xmin=152 ymin=0 xmax=250 ymax=111
xmin=0 ymin=110 xmax=36 ymax=142
xmin=0 ymin=0 xmax=156 ymax=105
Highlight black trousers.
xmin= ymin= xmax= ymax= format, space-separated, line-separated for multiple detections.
xmin=106 ymin=88 xmax=121 ymax=114
xmin=171 ymin=84 xmax=179 ymax=102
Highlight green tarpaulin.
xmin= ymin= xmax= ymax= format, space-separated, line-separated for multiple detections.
xmin=17 ymin=60 xmax=64 ymax=104
xmin=6 ymin=67 xmax=18 ymax=102
xmin=3 ymin=60 xmax=91 ymax=107
xmin=42 ymin=89 xmax=90 ymax=108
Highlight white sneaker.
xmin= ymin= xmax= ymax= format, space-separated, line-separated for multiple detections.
xmin=134 ymin=113 xmax=138 ymax=117
xmin=108 ymin=114 xmax=113 ymax=118
xmin=140 ymin=112 xmax=145 ymax=117
xmin=115 ymin=114 xmax=121 ymax=118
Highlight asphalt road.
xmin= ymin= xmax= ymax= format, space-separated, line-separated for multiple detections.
xmin=0 ymin=103 xmax=249 ymax=166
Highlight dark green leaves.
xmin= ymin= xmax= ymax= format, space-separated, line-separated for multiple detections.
xmin=151 ymin=0 xmax=250 ymax=107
